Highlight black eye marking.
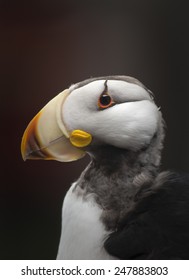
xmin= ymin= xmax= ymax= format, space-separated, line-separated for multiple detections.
xmin=98 ymin=80 xmax=115 ymax=110
xmin=103 ymin=79 xmax=108 ymax=92
xmin=148 ymin=89 xmax=154 ymax=100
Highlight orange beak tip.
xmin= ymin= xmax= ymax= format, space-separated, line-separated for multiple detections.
xmin=21 ymin=112 xmax=41 ymax=161
xmin=21 ymin=132 xmax=28 ymax=161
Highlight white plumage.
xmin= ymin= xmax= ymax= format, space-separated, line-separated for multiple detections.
xmin=63 ymin=79 xmax=160 ymax=151
xmin=57 ymin=183 xmax=116 ymax=260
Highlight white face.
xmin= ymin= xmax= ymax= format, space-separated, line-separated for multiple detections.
xmin=62 ymin=79 xmax=160 ymax=151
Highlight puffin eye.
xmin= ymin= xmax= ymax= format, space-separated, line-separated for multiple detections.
xmin=98 ymin=92 xmax=114 ymax=109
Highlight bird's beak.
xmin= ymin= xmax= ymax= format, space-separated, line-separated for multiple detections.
xmin=21 ymin=89 xmax=90 ymax=162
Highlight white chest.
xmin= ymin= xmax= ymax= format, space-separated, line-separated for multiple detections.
xmin=56 ymin=183 xmax=116 ymax=260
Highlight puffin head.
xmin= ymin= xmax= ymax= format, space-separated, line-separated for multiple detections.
xmin=21 ymin=76 xmax=162 ymax=162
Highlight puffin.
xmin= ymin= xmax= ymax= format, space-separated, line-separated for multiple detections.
xmin=21 ymin=75 xmax=189 ymax=260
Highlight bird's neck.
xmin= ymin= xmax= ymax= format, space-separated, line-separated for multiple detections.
xmin=90 ymin=145 xmax=159 ymax=177
xmin=77 ymin=134 xmax=162 ymax=230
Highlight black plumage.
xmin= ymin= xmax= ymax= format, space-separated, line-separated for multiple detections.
xmin=105 ymin=172 xmax=189 ymax=259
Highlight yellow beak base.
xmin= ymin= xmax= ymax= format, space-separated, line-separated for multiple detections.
xmin=70 ymin=130 xmax=92 ymax=148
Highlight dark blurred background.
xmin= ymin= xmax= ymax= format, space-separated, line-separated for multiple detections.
xmin=1 ymin=0 xmax=189 ymax=259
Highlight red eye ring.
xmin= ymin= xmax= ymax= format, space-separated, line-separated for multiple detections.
xmin=98 ymin=92 xmax=114 ymax=109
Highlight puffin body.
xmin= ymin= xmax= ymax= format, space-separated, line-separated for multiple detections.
xmin=21 ymin=76 xmax=189 ymax=259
